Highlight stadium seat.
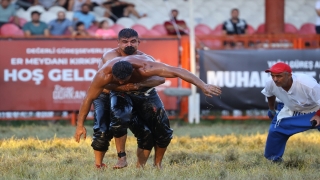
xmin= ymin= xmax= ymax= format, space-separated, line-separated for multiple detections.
xmin=0 ymin=24 xmax=24 ymax=36
xmin=299 ymin=23 xmax=316 ymax=35
xmin=9 ymin=17 xmax=27 ymax=27
xmin=256 ymin=23 xmax=265 ymax=34
xmin=247 ymin=24 xmax=255 ymax=35
xmin=110 ymin=24 xmax=125 ymax=34
xmin=284 ymin=23 xmax=298 ymax=33
xmin=27 ymin=5 xmax=46 ymax=13
xmin=135 ymin=17 xmax=157 ymax=30
xmin=211 ymin=24 xmax=223 ymax=35
xmin=16 ymin=10 xmax=31 ymax=22
xmin=95 ymin=17 xmax=114 ymax=26
xmin=93 ymin=6 xmax=106 ymax=17
xmin=213 ymin=24 xmax=223 ymax=31
xmin=116 ymin=17 xmax=135 ymax=28
xmin=40 ymin=12 xmax=56 ymax=24
xmin=151 ymin=24 xmax=167 ymax=35
xmin=88 ymin=25 xmax=98 ymax=32
xmin=65 ymin=11 xmax=74 ymax=21
xmin=48 ymin=6 xmax=66 ymax=13
xmin=200 ymin=16 xmax=219 ymax=29
xmin=131 ymin=24 xmax=148 ymax=36
xmin=195 ymin=24 xmax=212 ymax=36
xmin=143 ymin=29 xmax=162 ymax=37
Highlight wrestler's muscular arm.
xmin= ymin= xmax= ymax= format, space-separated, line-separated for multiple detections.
xmin=74 ymin=72 xmax=113 ymax=142
xmin=139 ymin=60 xmax=221 ymax=97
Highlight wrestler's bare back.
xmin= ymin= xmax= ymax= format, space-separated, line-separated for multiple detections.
xmin=98 ymin=55 xmax=158 ymax=86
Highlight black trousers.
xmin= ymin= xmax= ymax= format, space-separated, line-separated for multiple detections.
xmin=110 ymin=89 xmax=173 ymax=149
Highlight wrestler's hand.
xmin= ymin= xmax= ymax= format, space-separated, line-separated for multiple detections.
xmin=310 ymin=115 xmax=320 ymax=127
xmin=202 ymin=84 xmax=221 ymax=97
xmin=74 ymin=125 xmax=86 ymax=143
xmin=124 ymin=83 xmax=140 ymax=91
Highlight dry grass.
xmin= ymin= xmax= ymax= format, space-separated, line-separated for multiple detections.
xmin=0 ymin=123 xmax=320 ymax=180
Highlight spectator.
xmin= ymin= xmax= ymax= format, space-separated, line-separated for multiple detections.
xmin=68 ymin=0 xmax=90 ymax=11
xmin=49 ymin=11 xmax=73 ymax=36
xmin=73 ymin=3 xmax=95 ymax=29
xmin=222 ymin=8 xmax=247 ymax=35
xmin=316 ymin=0 xmax=320 ymax=34
xmin=102 ymin=0 xmax=146 ymax=22
xmin=72 ymin=21 xmax=88 ymax=37
xmin=222 ymin=8 xmax=248 ymax=49
xmin=0 ymin=0 xmax=20 ymax=28
xmin=164 ymin=9 xmax=188 ymax=36
xmin=15 ymin=0 xmax=38 ymax=10
xmin=95 ymin=20 xmax=116 ymax=38
xmin=23 ymin=11 xmax=49 ymax=37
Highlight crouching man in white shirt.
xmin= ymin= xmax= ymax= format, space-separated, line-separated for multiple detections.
xmin=261 ymin=62 xmax=320 ymax=162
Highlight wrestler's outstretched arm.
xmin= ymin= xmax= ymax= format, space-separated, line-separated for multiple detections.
xmin=74 ymin=72 xmax=113 ymax=142
xmin=140 ymin=61 xmax=222 ymax=97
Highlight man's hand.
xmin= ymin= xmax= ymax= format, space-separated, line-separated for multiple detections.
xmin=310 ymin=115 xmax=320 ymax=127
xmin=74 ymin=125 xmax=87 ymax=143
xmin=268 ymin=109 xmax=276 ymax=119
xmin=119 ymin=83 xmax=140 ymax=91
xmin=202 ymin=84 xmax=221 ymax=97
xmin=105 ymin=83 xmax=140 ymax=92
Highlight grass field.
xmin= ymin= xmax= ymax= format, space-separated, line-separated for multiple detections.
xmin=1 ymin=120 xmax=320 ymax=180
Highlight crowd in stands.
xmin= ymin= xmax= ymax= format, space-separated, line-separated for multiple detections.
xmin=0 ymin=0 xmax=145 ymax=38
xmin=0 ymin=0 xmax=319 ymax=41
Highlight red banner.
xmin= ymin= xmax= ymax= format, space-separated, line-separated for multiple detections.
xmin=0 ymin=39 xmax=179 ymax=111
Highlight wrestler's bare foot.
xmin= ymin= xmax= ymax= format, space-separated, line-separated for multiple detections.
xmin=113 ymin=157 xmax=128 ymax=169
xmin=136 ymin=161 xmax=145 ymax=168
xmin=154 ymin=164 xmax=162 ymax=170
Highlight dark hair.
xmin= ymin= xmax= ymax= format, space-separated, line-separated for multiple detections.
xmin=82 ymin=3 xmax=91 ymax=8
xmin=112 ymin=61 xmax=133 ymax=80
xmin=231 ymin=8 xmax=239 ymax=12
xmin=118 ymin=28 xmax=138 ymax=39
xmin=172 ymin=9 xmax=178 ymax=13
xmin=31 ymin=11 xmax=41 ymax=16
xmin=76 ymin=21 xmax=84 ymax=28
xmin=99 ymin=20 xmax=108 ymax=28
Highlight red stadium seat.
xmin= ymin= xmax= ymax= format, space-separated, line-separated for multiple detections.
xmin=143 ymin=29 xmax=162 ymax=37
xmin=256 ymin=23 xmax=265 ymax=34
xmin=9 ymin=17 xmax=27 ymax=27
xmin=299 ymin=23 xmax=316 ymax=35
xmin=0 ymin=23 xmax=24 ymax=36
xmin=131 ymin=24 xmax=148 ymax=36
xmin=284 ymin=23 xmax=298 ymax=33
xmin=247 ymin=24 xmax=255 ymax=35
xmin=110 ymin=24 xmax=125 ymax=34
xmin=195 ymin=24 xmax=212 ymax=36
xmin=211 ymin=24 xmax=223 ymax=35
xmin=87 ymin=25 xmax=98 ymax=36
xmin=213 ymin=24 xmax=223 ymax=31
xmin=151 ymin=24 xmax=167 ymax=35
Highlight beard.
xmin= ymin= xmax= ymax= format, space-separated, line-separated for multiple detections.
xmin=123 ymin=46 xmax=136 ymax=55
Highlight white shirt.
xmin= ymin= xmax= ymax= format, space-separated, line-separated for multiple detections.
xmin=316 ymin=0 xmax=320 ymax=25
xmin=261 ymin=73 xmax=320 ymax=119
